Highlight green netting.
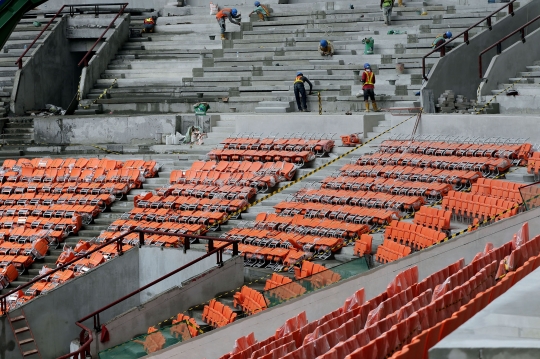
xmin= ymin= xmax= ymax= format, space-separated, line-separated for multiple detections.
xmin=520 ymin=182 xmax=540 ymax=211
xmin=99 ymin=321 xmax=192 ymax=359
xmin=262 ymin=257 xmax=369 ymax=308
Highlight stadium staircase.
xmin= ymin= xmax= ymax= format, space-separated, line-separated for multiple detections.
xmin=77 ymin=1 xmax=509 ymax=115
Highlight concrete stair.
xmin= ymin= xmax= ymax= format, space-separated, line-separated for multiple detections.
xmin=255 ymin=100 xmax=294 ymax=113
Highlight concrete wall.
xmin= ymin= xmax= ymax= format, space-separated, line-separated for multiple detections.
xmin=480 ymin=27 xmax=540 ymax=97
xmin=33 ymin=114 xmax=181 ymax=145
xmin=80 ymin=14 xmax=130 ymax=99
xmin=421 ymin=1 xmax=540 ymax=112
xmin=92 ymin=256 xmax=244 ymax=354
xmin=235 ymin=113 xmax=384 ymax=138
xmin=389 ymin=114 xmax=540 ymax=143
xmin=138 ymin=247 xmax=231 ymax=302
xmin=0 ymin=248 xmax=140 ymax=359
xmin=431 ymin=266 xmax=540 ymax=359
xmin=11 ymin=16 xmax=80 ymax=115
xmin=149 ymin=207 xmax=540 ymax=359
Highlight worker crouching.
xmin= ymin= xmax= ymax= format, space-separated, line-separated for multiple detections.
xmin=142 ymin=16 xmax=158 ymax=33
xmin=216 ymin=8 xmax=241 ymax=40
xmin=318 ymin=40 xmax=334 ymax=57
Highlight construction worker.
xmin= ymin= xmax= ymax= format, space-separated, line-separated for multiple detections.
xmin=432 ymin=31 xmax=452 ymax=53
xmin=358 ymin=63 xmax=380 ymax=112
xmin=318 ymin=39 xmax=334 ymax=57
xmin=293 ymin=71 xmax=313 ymax=112
xmin=142 ymin=15 xmax=158 ymax=33
xmin=249 ymin=1 xmax=270 ymax=21
xmin=216 ymin=8 xmax=241 ymax=40
xmin=380 ymin=0 xmax=393 ymax=25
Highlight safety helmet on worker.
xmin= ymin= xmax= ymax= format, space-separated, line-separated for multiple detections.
xmin=363 ymin=63 xmax=371 ymax=69
xmin=445 ymin=31 xmax=452 ymax=38
xmin=320 ymin=39 xmax=328 ymax=47
xmin=231 ymin=8 xmax=238 ymax=16
xmin=254 ymin=1 xmax=260 ymax=6
xmin=297 ymin=71 xmax=303 ymax=76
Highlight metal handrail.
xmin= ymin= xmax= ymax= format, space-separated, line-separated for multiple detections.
xmin=14 ymin=3 xmax=129 ymax=70
xmin=478 ymin=14 xmax=540 ymax=78
xmin=78 ymin=3 xmax=128 ymax=67
xmin=56 ymin=230 xmax=239 ymax=359
xmin=422 ymin=0 xmax=517 ymax=80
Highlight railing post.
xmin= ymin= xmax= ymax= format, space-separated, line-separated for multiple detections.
xmin=183 ymin=237 xmax=190 ymax=253
xmin=233 ymin=241 xmax=239 ymax=256
xmin=464 ymin=31 xmax=469 ymax=45
xmin=479 ymin=56 xmax=483 ymax=78
xmin=487 ymin=16 xmax=492 ymax=30
xmin=93 ymin=314 xmax=101 ymax=331
xmin=422 ymin=58 xmax=427 ymax=81
xmin=208 ymin=239 xmax=214 ymax=252
xmin=440 ymin=46 xmax=446 ymax=58
xmin=117 ymin=240 xmax=123 ymax=256
xmin=521 ymin=28 xmax=526 ymax=43
xmin=217 ymin=249 xmax=223 ymax=267
xmin=139 ymin=231 xmax=144 ymax=248
xmin=509 ymin=2 xmax=514 ymax=16
xmin=496 ymin=43 xmax=502 ymax=54
xmin=0 ymin=297 xmax=5 ymax=313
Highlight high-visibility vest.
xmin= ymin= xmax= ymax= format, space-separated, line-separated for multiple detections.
xmin=364 ymin=72 xmax=374 ymax=85
xmin=294 ymin=75 xmax=304 ymax=84
xmin=144 ymin=17 xmax=155 ymax=25
xmin=216 ymin=8 xmax=232 ymax=19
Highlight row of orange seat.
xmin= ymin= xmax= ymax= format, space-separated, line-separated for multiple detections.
xmin=1 ymin=157 xmax=157 ymax=177
xmin=291 ymin=188 xmax=425 ymax=213
xmin=220 ymin=222 xmax=537 ymax=359
xmin=202 ymin=299 xmax=238 ymax=328
xmin=208 ymin=149 xmax=316 ymax=166
xmin=384 ymin=221 xmax=447 ymax=250
xmin=442 ymin=190 xmax=519 ymax=221
xmin=375 ymin=239 xmax=411 ymax=264
xmin=471 ymin=177 xmax=524 ymax=202
xmin=378 ymin=139 xmax=531 ymax=162
xmin=220 ymin=136 xmax=334 ymax=156
xmin=412 ymin=206 xmax=452 ymax=231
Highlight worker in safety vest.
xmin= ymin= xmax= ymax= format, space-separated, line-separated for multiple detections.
xmin=432 ymin=31 xmax=452 ymax=53
xmin=318 ymin=40 xmax=334 ymax=57
xmin=249 ymin=1 xmax=270 ymax=21
xmin=142 ymin=16 xmax=158 ymax=33
xmin=359 ymin=63 xmax=380 ymax=112
xmin=380 ymin=0 xmax=393 ymax=25
xmin=216 ymin=8 xmax=241 ymax=40
xmin=293 ymin=72 xmax=313 ymax=112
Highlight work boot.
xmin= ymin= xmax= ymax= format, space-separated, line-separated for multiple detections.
xmin=372 ymin=101 xmax=381 ymax=112
xmin=221 ymin=33 xmax=226 ymax=40
xmin=364 ymin=101 xmax=370 ymax=112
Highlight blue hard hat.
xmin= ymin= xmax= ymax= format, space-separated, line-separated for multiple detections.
xmin=320 ymin=39 xmax=328 ymax=47
xmin=297 ymin=71 xmax=303 ymax=76
xmin=254 ymin=1 xmax=260 ymax=6
xmin=445 ymin=31 xmax=452 ymax=38
xmin=364 ymin=63 xmax=371 ymax=69
xmin=231 ymin=8 xmax=238 ymax=16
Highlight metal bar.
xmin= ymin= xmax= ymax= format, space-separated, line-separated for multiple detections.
xmin=15 ymin=5 xmax=66 ymax=69
xmin=464 ymin=31 xmax=469 ymax=45
xmin=0 ymin=229 xmax=237 ymax=304
xmin=478 ymin=14 xmax=540 ymax=77
xmin=76 ymin=242 xmax=233 ymax=324
xmin=78 ymin=3 xmax=128 ymax=67
xmin=422 ymin=0 xmax=517 ymax=80
xmin=138 ymin=231 xmax=144 ymax=248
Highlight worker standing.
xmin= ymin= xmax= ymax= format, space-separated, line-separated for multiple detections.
xmin=293 ymin=72 xmax=313 ymax=112
xmin=380 ymin=0 xmax=393 ymax=25
xmin=249 ymin=1 xmax=270 ymax=21
xmin=216 ymin=8 xmax=241 ymax=40
xmin=318 ymin=40 xmax=334 ymax=57
xmin=142 ymin=15 xmax=158 ymax=33
xmin=358 ymin=63 xmax=380 ymax=112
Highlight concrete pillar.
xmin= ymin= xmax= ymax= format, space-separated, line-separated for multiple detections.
xmin=421 ymin=88 xmax=436 ymax=113
xmin=407 ymin=34 xmax=418 ymax=43
xmin=339 ymin=85 xmax=351 ymax=96
xmin=381 ymin=55 xmax=392 ymax=64
xmin=253 ymin=67 xmax=263 ymax=76
xmin=394 ymin=44 xmax=405 ymax=54
xmin=202 ymin=58 xmax=214 ymax=67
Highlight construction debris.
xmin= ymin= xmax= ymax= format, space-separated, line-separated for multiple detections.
xmin=436 ymin=90 xmax=477 ymax=114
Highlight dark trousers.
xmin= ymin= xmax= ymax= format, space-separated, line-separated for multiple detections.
xmin=294 ymin=84 xmax=307 ymax=110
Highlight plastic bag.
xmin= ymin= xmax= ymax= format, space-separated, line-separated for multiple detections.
xmin=513 ymin=222 xmax=530 ymax=249
xmin=341 ymin=288 xmax=365 ymax=313
xmin=364 ymin=302 xmax=385 ymax=329
xmin=386 ymin=266 xmax=418 ymax=298
xmin=210 ymin=2 xmax=218 ymax=15
xmin=431 ymin=277 xmax=451 ymax=302
xmin=230 ymin=332 xmax=256 ymax=355
xmin=274 ymin=311 xmax=307 ymax=339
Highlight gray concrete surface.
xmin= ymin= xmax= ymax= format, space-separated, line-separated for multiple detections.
xmin=33 ymin=114 xmax=181 ymax=144
xmin=235 ymin=113 xmax=384 ymax=136
xmin=11 ymin=17 xmax=80 ymax=115
xmin=0 ymin=248 xmax=140 ymax=359
xmin=138 ymin=247 xmax=231 ymax=302
xmin=80 ymin=14 xmax=130 ymax=99
xmin=479 ymin=27 xmax=540 ymax=97
xmin=390 ymin=113 xmax=540 ymax=143
xmin=422 ymin=0 xmax=540 ymax=112
xmin=430 ymin=266 xmax=540 ymax=359
xmin=148 ymin=206 xmax=540 ymax=359
xmin=92 ymin=256 xmax=243 ymax=354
